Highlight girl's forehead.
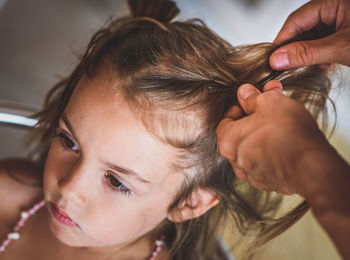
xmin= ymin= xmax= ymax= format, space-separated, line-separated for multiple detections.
xmin=64 ymin=77 xmax=178 ymax=184
xmin=71 ymin=75 xmax=118 ymax=101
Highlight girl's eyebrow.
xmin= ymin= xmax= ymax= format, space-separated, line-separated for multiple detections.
xmin=60 ymin=113 xmax=150 ymax=185
xmin=103 ymin=161 xmax=150 ymax=185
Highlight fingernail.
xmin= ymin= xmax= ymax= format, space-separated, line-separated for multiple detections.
xmin=238 ymin=84 xmax=258 ymax=100
xmin=271 ymin=51 xmax=290 ymax=70
xmin=270 ymin=87 xmax=283 ymax=94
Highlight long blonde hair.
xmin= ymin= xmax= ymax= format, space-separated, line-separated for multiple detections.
xmin=27 ymin=0 xmax=334 ymax=259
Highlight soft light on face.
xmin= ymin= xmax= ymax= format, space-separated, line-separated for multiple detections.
xmin=43 ymin=76 xmax=184 ymax=249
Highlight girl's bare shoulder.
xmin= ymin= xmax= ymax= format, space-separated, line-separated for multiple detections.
xmin=0 ymin=158 xmax=43 ymax=224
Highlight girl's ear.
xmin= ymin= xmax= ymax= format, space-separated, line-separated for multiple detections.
xmin=167 ymin=188 xmax=219 ymax=223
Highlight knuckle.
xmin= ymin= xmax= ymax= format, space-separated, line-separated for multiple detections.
xmin=255 ymin=92 xmax=267 ymax=105
xmin=336 ymin=34 xmax=348 ymax=49
xmin=292 ymin=41 xmax=315 ymax=66
xmin=334 ymin=30 xmax=350 ymax=65
xmin=284 ymin=8 xmax=306 ymax=36
xmin=215 ymin=120 xmax=226 ymax=138
xmin=217 ymin=138 xmax=237 ymax=163
xmin=320 ymin=0 xmax=338 ymax=24
xmin=289 ymin=18 xmax=304 ymax=36
xmin=259 ymin=90 xmax=280 ymax=103
xmin=236 ymin=153 xmax=257 ymax=172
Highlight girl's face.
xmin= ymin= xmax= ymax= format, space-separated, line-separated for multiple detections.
xmin=43 ymin=76 xmax=184 ymax=251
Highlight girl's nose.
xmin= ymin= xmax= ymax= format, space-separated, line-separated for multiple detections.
xmin=58 ymin=161 xmax=88 ymax=207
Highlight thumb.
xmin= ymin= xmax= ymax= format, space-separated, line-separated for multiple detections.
xmin=269 ymin=36 xmax=336 ymax=70
xmin=237 ymin=83 xmax=261 ymax=115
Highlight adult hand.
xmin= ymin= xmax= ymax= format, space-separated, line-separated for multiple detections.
xmin=216 ymin=81 xmax=350 ymax=259
xmin=216 ymin=81 xmax=331 ymax=195
xmin=270 ymin=0 xmax=350 ymax=70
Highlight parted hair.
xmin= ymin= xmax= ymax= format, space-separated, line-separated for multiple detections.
xmin=27 ymin=0 xmax=334 ymax=259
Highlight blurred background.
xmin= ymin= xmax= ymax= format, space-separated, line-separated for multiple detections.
xmin=0 ymin=0 xmax=348 ymax=259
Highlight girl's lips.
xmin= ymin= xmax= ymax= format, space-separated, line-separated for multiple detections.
xmin=50 ymin=202 xmax=78 ymax=227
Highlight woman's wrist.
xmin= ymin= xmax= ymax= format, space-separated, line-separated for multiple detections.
xmin=293 ymin=138 xmax=350 ymax=216
xmin=293 ymin=138 xmax=350 ymax=258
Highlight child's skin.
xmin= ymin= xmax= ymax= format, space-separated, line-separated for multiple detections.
xmin=1 ymin=75 xmax=219 ymax=259
xmin=42 ymin=75 xmax=182 ymax=258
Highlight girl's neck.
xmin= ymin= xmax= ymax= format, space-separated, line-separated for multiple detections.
xmin=30 ymin=205 xmax=166 ymax=260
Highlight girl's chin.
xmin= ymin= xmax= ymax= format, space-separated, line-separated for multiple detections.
xmin=47 ymin=216 xmax=83 ymax=247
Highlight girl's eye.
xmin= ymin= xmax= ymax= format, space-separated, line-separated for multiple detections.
xmin=55 ymin=129 xmax=79 ymax=153
xmin=104 ymin=172 xmax=131 ymax=196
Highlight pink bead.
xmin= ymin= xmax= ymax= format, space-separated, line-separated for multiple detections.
xmin=15 ymin=223 xmax=21 ymax=228
xmin=0 ymin=199 xmax=46 ymax=256
xmin=1 ymin=199 xmax=166 ymax=260
xmin=3 ymin=239 xmax=10 ymax=247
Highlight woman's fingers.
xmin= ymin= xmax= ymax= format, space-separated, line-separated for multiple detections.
xmin=222 ymin=105 xmax=244 ymax=121
xmin=262 ymin=80 xmax=283 ymax=93
xmin=270 ymin=31 xmax=350 ymax=69
xmin=218 ymin=81 xmax=283 ymax=162
xmin=271 ymin=0 xmax=350 ymax=69
xmin=236 ymin=83 xmax=262 ymax=115
xmin=217 ymin=81 xmax=295 ymax=194
xmin=273 ymin=0 xmax=339 ymax=45
xmin=232 ymin=166 xmax=247 ymax=179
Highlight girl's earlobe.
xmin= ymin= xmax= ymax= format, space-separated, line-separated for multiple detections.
xmin=167 ymin=188 xmax=220 ymax=223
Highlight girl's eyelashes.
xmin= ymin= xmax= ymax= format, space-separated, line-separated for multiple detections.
xmin=55 ymin=126 xmax=132 ymax=196
xmin=104 ymin=172 xmax=132 ymax=196
xmin=55 ymin=128 xmax=79 ymax=153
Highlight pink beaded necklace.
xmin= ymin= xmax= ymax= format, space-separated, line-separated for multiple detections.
xmin=0 ymin=200 xmax=164 ymax=259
